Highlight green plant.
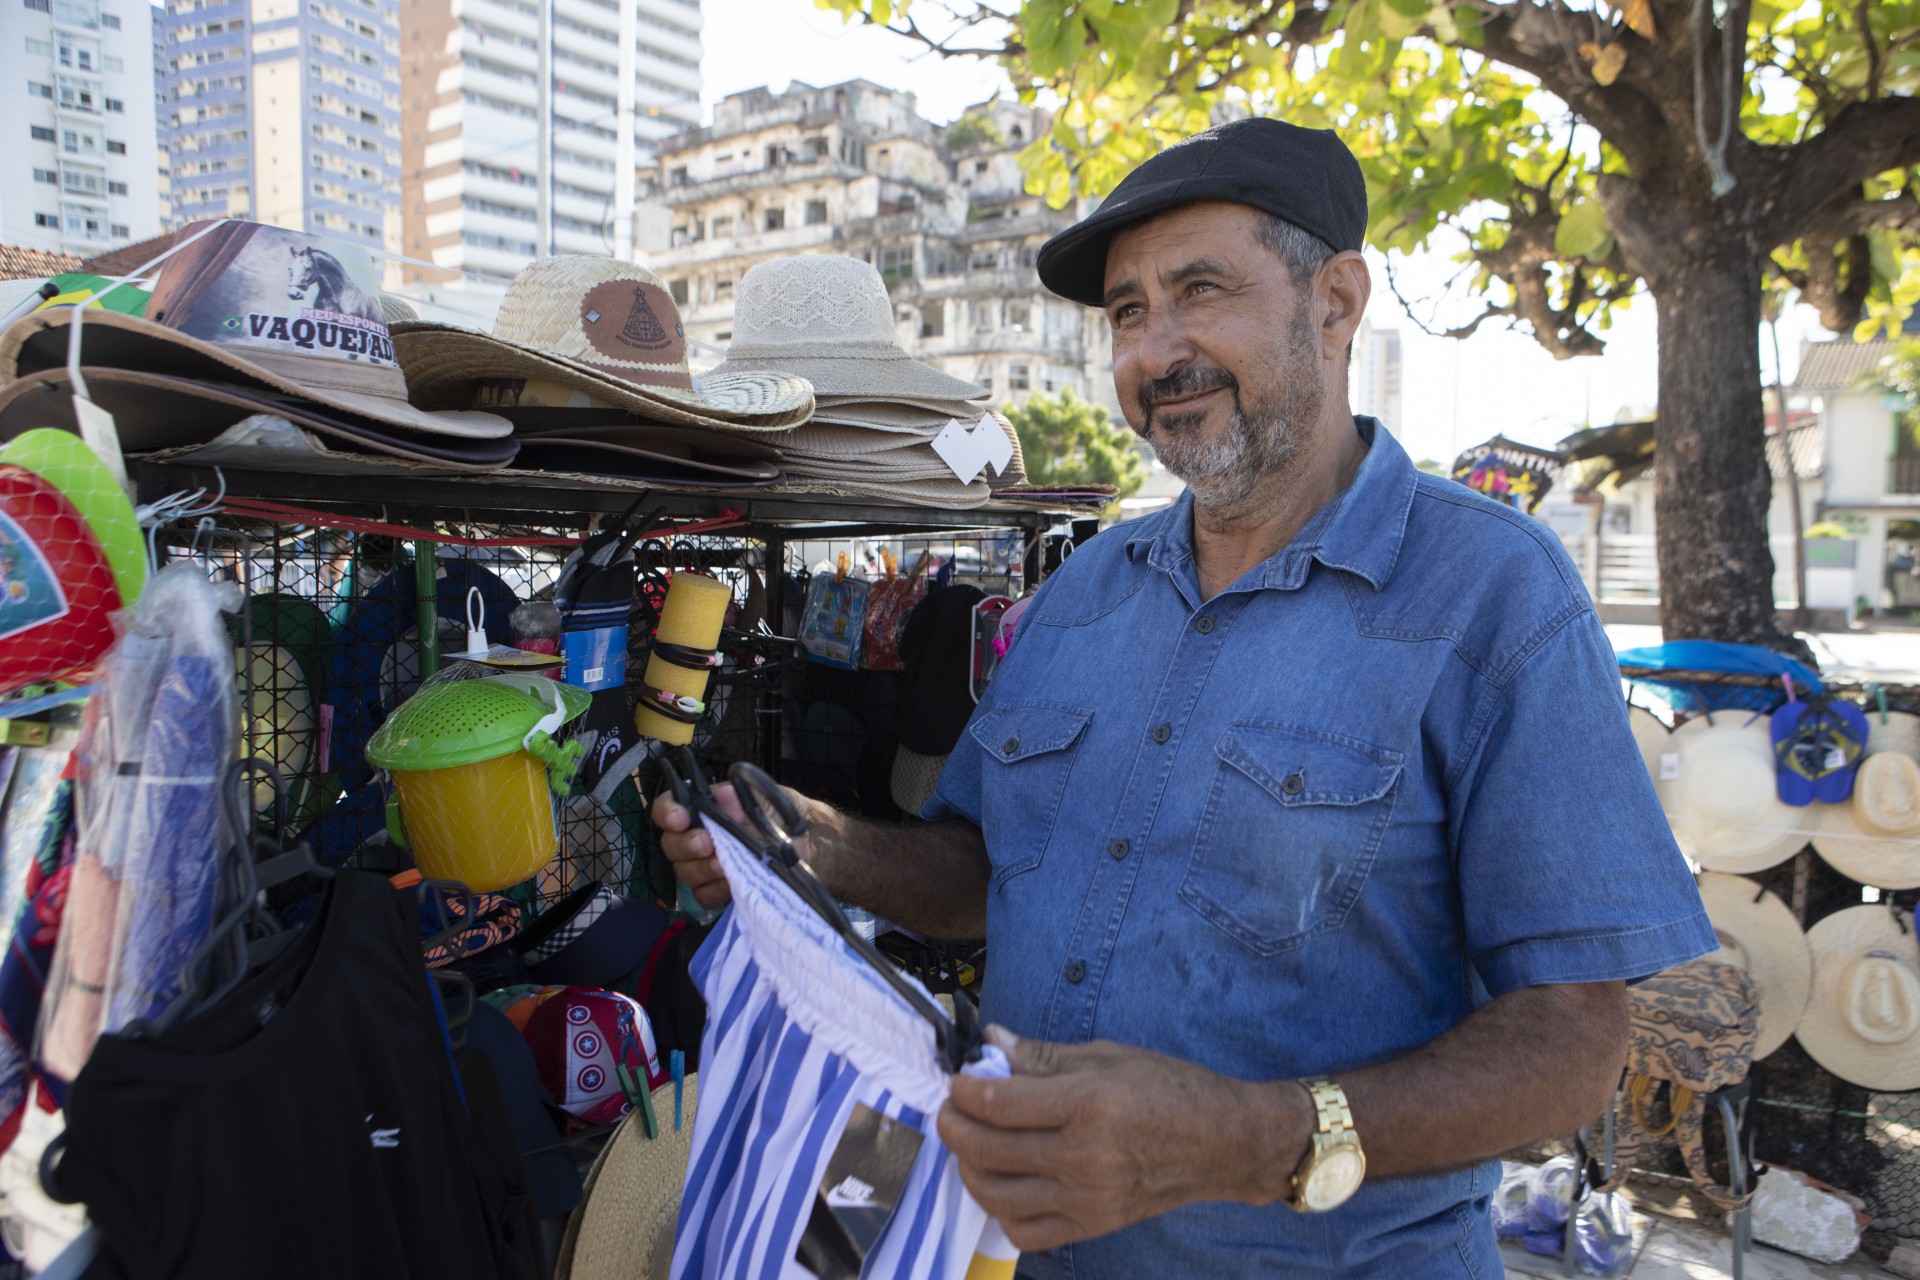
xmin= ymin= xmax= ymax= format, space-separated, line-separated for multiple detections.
xmin=944 ymin=113 xmax=1004 ymax=153
xmin=1804 ymin=521 xmax=1852 ymax=539
xmin=1002 ymin=388 xmax=1147 ymax=500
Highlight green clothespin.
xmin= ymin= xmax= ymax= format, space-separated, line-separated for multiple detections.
xmin=1873 ymin=682 xmax=1889 ymax=726
xmin=671 ymin=1050 xmax=686 ymax=1132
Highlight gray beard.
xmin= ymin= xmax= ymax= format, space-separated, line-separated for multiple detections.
xmin=1149 ymin=310 xmax=1324 ymax=514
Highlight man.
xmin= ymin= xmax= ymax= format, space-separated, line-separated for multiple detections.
xmin=655 ymin=118 xmax=1714 ymax=1277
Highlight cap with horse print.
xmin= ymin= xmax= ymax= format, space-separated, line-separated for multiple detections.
xmin=0 ymin=220 xmax=513 ymax=459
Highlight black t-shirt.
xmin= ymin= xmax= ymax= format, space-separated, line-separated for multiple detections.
xmin=60 ymin=871 xmax=529 ymax=1280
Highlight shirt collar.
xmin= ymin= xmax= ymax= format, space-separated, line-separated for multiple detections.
xmin=1123 ymin=417 xmax=1417 ymax=592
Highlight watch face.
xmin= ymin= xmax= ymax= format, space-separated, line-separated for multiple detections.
xmin=1303 ymin=1146 xmax=1365 ymax=1211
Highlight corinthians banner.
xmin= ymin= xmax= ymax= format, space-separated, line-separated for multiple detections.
xmin=1450 ymin=436 xmax=1566 ymax=515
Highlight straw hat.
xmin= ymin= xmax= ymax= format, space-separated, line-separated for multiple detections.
xmin=1697 ymin=872 xmax=1813 ymax=1059
xmin=1796 ymin=905 xmax=1920 ymax=1090
xmin=1662 ymin=715 xmax=1815 ymax=873
xmin=0 ymin=367 xmax=520 ymax=470
xmin=0 ymin=220 xmax=510 ymax=443
xmin=1813 ymin=711 xmax=1920 ymax=889
xmin=556 ymin=1078 xmax=700 ymax=1280
xmin=707 ymin=255 xmax=989 ymax=404
xmin=392 ymin=256 xmax=814 ymax=432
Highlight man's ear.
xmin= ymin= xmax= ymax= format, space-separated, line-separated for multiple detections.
xmin=1315 ymin=251 xmax=1371 ymax=362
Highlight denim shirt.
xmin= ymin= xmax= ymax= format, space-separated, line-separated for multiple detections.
xmin=927 ymin=419 xmax=1714 ymax=1279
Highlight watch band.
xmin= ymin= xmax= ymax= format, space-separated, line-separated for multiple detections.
xmin=1287 ymin=1076 xmax=1363 ymax=1211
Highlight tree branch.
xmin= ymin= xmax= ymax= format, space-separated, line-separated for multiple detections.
xmin=1859 ymin=0 xmax=1884 ymax=100
xmin=1760 ymin=96 xmax=1920 ymax=244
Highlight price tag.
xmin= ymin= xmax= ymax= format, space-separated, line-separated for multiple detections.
xmin=1659 ymin=752 xmax=1681 ymax=781
xmin=930 ymin=414 xmax=1014 ymax=485
xmin=72 ymin=396 xmax=129 ymax=496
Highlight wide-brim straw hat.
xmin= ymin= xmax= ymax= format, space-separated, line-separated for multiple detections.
xmin=776 ymin=472 xmax=991 ymax=508
xmin=511 ymin=422 xmax=784 ymax=487
xmin=815 ymin=393 xmax=990 ymax=418
xmin=1797 ymin=905 xmax=1920 ymax=1090
xmin=1697 ymin=872 xmax=1813 ymax=1059
xmin=392 ymin=256 xmax=813 ymax=432
xmin=707 ymin=255 xmax=989 ymax=404
xmin=0 ymin=367 xmax=519 ymax=470
xmin=555 ymin=1077 xmax=699 ymax=1280
xmin=1814 ymin=710 xmax=1920 ymax=889
xmin=891 ymin=745 xmax=947 ymax=816
xmin=809 ymin=400 xmax=960 ymax=434
xmin=0 ymin=220 xmax=510 ymax=443
xmin=1662 ymin=715 xmax=1815 ymax=873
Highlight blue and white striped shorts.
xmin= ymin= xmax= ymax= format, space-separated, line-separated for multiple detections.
xmin=671 ymin=817 xmax=1016 ymax=1280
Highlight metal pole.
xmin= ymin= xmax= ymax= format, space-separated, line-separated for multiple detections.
xmin=415 ymin=540 xmax=439 ymax=682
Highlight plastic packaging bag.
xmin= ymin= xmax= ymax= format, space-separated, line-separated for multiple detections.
xmin=798 ymin=570 xmax=870 ymax=671
xmin=39 ymin=565 xmax=239 ymax=1081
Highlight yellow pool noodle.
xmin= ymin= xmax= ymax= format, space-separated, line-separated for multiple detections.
xmin=635 ymin=571 xmax=730 ymax=745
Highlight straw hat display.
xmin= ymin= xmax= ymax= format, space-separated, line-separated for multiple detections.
xmin=1697 ymin=873 xmax=1813 ymax=1059
xmin=391 ymin=256 xmax=814 ymax=432
xmin=1813 ymin=710 xmax=1920 ymax=889
xmin=1661 ymin=715 xmax=1816 ymax=873
xmin=555 ymin=1077 xmax=699 ymax=1280
xmin=1796 ymin=905 xmax=1920 ymax=1091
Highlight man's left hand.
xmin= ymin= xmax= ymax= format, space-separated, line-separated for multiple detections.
xmin=937 ymin=1025 xmax=1306 ymax=1252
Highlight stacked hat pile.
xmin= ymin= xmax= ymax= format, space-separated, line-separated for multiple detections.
xmin=706 ymin=255 xmax=1022 ymax=509
xmin=0 ymin=220 xmax=519 ymax=472
xmin=391 ymin=257 xmax=814 ymax=490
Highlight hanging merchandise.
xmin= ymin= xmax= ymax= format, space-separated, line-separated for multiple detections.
xmin=47 ymin=871 xmax=545 ymax=1280
xmin=367 ymin=672 xmax=588 ymax=892
xmin=0 ymin=430 xmax=146 ymax=612
xmin=1449 ymin=435 xmax=1563 ymax=514
xmin=230 ymin=593 xmax=337 ymax=831
xmin=1771 ymin=688 xmax=1868 ymax=806
xmin=634 ymin=571 xmax=730 ymax=747
xmin=0 ymin=464 xmax=123 ymax=697
xmin=316 ymin=555 xmax=518 ymax=860
xmin=38 ymin=564 xmax=240 ymax=1085
xmin=860 ymin=552 xmax=928 ymax=672
xmin=971 ymin=595 xmax=1013 ymax=704
xmin=664 ymin=755 xmax=1015 ymax=1280
xmin=797 ymin=559 xmax=870 ymax=671
xmin=890 ymin=586 xmax=986 ymax=818
xmin=555 ymin=524 xmax=643 ymax=795
xmin=0 ymin=735 xmax=76 ymax=1154
xmin=520 ymin=986 xmax=665 ymax=1126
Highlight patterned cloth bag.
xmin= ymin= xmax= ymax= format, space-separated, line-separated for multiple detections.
xmin=1599 ymin=957 xmax=1759 ymax=1210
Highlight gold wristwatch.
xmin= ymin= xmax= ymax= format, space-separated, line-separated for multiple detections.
xmin=1286 ymin=1077 xmax=1366 ymax=1213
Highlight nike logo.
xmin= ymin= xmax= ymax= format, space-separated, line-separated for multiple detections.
xmin=366 ymin=1115 xmax=401 ymax=1149
xmin=824 ymin=1175 xmax=876 ymax=1209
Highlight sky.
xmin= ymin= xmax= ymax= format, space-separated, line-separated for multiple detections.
xmin=699 ymin=0 xmax=1838 ymax=466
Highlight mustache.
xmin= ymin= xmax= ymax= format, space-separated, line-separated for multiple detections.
xmin=1139 ymin=365 xmax=1237 ymax=421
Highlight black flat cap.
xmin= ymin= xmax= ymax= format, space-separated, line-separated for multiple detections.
xmin=1036 ymin=116 xmax=1368 ymax=307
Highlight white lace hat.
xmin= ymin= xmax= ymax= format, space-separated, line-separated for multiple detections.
xmin=707 ymin=256 xmax=990 ymax=403
xmin=1814 ymin=710 xmax=1920 ymax=889
xmin=1697 ymin=872 xmax=1812 ymax=1059
xmin=1796 ymin=905 xmax=1920 ymax=1090
xmin=391 ymin=256 xmax=814 ymax=431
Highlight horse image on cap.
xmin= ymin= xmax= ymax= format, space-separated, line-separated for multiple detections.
xmin=288 ymin=245 xmax=382 ymax=324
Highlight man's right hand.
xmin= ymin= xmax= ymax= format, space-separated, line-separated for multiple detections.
xmin=650 ymin=783 xmax=742 ymax=911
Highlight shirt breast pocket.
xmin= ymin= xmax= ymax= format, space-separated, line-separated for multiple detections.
xmin=1180 ymin=722 xmax=1403 ymax=957
xmin=969 ymin=702 xmax=1093 ymax=886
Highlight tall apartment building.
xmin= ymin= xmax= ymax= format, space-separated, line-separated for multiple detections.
xmin=2 ymin=0 xmax=161 ymax=256
xmin=398 ymin=0 xmax=701 ymax=285
xmin=1351 ymin=319 xmax=1404 ymax=439
xmin=646 ymin=82 xmax=1118 ymax=418
xmin=153 ymin=0 xmax=402 ymax=252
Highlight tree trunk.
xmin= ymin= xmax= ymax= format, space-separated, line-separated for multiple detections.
xmin=1652 ymin=247 xmax=1804 ymax=656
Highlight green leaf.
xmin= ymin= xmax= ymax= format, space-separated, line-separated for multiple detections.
xmin=1555 ymin=198 xmax=1613 ymax=259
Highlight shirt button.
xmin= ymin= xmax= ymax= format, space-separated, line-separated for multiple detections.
xmin=1065 ymin=961 xmax=1086 ymax=984
xmin=1150 ymin=723 xmax=1172 ymax=745
xmin=1002 ymin=737 xmax=1019 ymax=755
xmin=1195 ymin=615 xmax=1215 ymax=634
xmin=1281 ymin=772 xmax=1305 ymax=796
xmin=1109 ymin=839 xmax=1129 ymax=860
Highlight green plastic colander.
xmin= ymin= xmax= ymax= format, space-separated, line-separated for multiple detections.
xmin=368 ymin=674 xmax=589 ymax=778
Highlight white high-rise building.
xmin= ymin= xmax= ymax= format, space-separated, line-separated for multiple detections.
xmin=3 ymin=0 xmax=161 ymax=256
xmin=1352 ymin=318 xmax=1404 ymax=439
xmin=400 ymin=0 xmax=702 ymax=285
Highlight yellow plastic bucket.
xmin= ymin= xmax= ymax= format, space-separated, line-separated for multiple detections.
xmin=389 ymin=749 xmax=557 ymax=891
